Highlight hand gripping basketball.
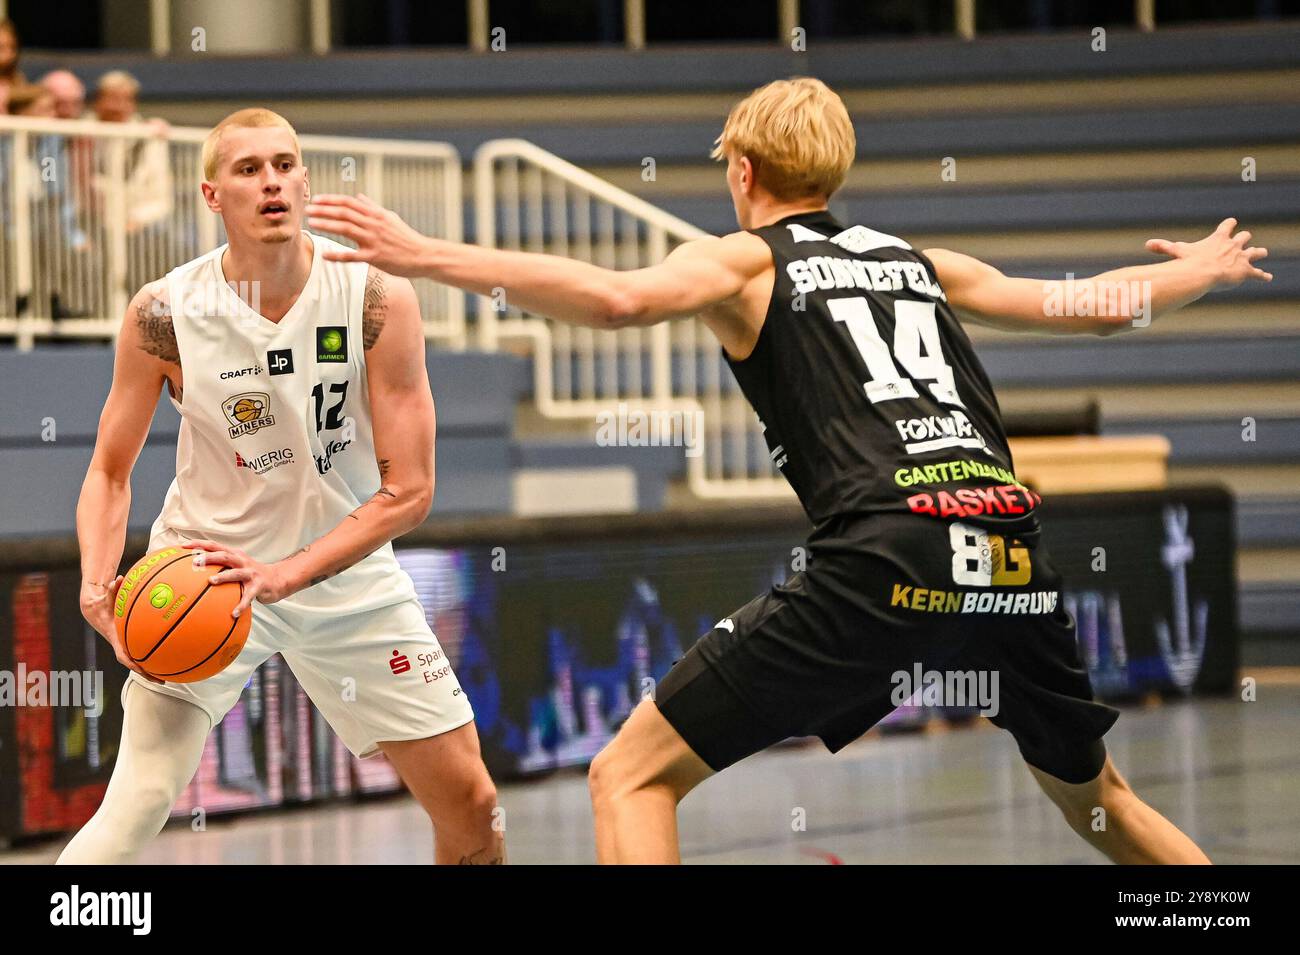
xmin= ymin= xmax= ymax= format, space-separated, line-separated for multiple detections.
xmin=113 ymin=545 xmax=255 ymax=683
xmin=185 ymin=539 xmax=294 ymax=617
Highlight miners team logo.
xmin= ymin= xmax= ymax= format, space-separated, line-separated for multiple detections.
xmin=222 ymin=391 xmax=275 ymax=438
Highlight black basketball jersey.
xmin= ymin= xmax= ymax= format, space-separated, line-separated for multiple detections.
xmin=728 ymin=209 xmax=1041 ymax=536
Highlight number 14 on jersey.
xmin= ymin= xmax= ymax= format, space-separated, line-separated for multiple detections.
xmin=829 ymin=297 xmax=965 ymax=407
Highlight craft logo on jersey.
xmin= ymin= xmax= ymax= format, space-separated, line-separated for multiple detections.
xmin=316 ymin=326 xmax=348 ymax=363
xmin=222 ymin=392 xmax=275 ymax=438
xmin=233 ymin=447 xmax=294 ymax=474
xmin=219 ymin=364 xmax=262 ymax=379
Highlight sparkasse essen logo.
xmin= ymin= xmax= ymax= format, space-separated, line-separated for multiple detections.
xmin=221 ymin=392 xmax=275 ymax=438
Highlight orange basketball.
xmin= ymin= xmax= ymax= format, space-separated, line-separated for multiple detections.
xmin=113 ymin=546 xmax=252 ymax=683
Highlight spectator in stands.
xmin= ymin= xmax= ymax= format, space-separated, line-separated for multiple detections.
xmin=6 ymin=84 xmax=68 ymax=321
xmin=92 ymin=70 xmax=173 ymax=231
xmin=8 ymin=83 xmax=89 ymax=324
xmin=92 ymin=70 xmax=174 ymax=295
xmin=7 ymin=81 xmax=54 ymax=118
xmin=0 ymin=19 xmax=24 ymax=115
xmin=36 ymin=71 xmax=95 ymax=319
xmin=42 ymin=69 xmax=86 ymax=119
xmin=41 ymin=70 xmax=93 ymax=238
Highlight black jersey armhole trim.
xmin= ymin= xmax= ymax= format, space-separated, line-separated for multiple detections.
xmin=725 ymin=228 xmax=783 ymax=368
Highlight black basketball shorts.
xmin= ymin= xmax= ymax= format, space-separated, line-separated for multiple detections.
xmin=654 ymin=512 xmax=1119 ymax=784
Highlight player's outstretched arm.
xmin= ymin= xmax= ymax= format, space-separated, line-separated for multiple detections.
xmin=306 ymin=194 xmax=765 ymax=328
xmin=78 ymin=282 xmax=176 ymax=682
xmin=925 ymin=218 xmax=1271 ymax=335
xmin=198 ymin=269 xmax=434 ymax=612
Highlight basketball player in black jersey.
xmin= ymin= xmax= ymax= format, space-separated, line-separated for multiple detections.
xmin=307 ymin=78 xmax=1270 ymax=864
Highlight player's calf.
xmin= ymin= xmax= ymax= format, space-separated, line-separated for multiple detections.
xmin=1028 ymin=755 xmax=1210 ymax=864
xmin=57 ymin=684 xmax=212 ymax=864
xmin=588 ymin=701 xmax=713 ymax=864
xmin=379 ymin=725 xmax=504 ymax=864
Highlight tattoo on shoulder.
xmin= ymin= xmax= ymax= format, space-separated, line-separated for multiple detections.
xmin=135 ymin=288 xmax=178 ymax=364
xmin=363 ymin=270 xmax=388 ymax=350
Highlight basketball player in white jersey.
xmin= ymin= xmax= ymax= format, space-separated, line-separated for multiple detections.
xmin=62 ymin=109 xmax=504 ymax=864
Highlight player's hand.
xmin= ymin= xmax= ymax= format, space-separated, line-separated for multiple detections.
xmin=79 ymin=576 xmax=164 ymax=684
xmin=305 ymin=194 xmax=432 ymax=277
xmin=1145 ymin=218 xmax=1273 ymax=287
xmin=185 ymin=540 xmax=292 ymax=617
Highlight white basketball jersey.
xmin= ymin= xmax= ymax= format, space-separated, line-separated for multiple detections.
xmin=149 ymin=232 xmax=418 ymax=614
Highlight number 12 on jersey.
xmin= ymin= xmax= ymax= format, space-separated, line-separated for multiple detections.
xmin=312 ymin=380 xmax=349 ymax=433
xmin=829 ymin=297 xmax=964 ymax=407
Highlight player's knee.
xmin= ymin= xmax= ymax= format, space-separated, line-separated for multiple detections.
xmin=427 ymin=766 xmax=497 ymax=830
xmin=117 ymin=780 xmax=179 ymax=834
xmin=1038 ymin=758 xmax=1127 ymax=833
xmin=1093 ymin=760 xmax=1136 ymax=815
xmin=468 ymin=776 xmax=499 ymax=823
xmin=587 ymin=746 xmax=617 ymax=806
xmin=588 ymin=743 xmax=646 ymax=806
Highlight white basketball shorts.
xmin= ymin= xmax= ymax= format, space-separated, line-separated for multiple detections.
xmin=123 ymin=595 xmax=475 ymax=759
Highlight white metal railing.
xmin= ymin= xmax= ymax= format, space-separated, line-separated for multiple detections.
xmin=0 ymin=115 xmax=465 ymax=349
xmin=473 ymin=138 xmax=790 ymax=499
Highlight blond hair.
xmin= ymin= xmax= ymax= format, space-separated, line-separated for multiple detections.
xmin=711 ymin=77 xmax=855 ymax=200
xmin=202 ymin=107 xmax=300 ymax=181
xmin=96 ymin=69 xmax=140 ymax=97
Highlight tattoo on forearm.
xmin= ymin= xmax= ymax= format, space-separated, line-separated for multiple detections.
xmin=135 ymin=290 xmax=179 ymax=364
xmin=346 ymin=485 xmax=397 ymax=521
xmin=307 ymin=548 xmax=377 ymax=588
xmin=378 ymin=459 xmax=391 ymax=480
xmin=363 ymin=270 xmax=388 ymax=350
xmin=313 ymin=481 xmax=402 ymax=584
xmin=308 ymin=558 xmax=354 ymax=587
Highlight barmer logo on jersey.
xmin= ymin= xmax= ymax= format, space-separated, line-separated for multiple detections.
xmin=233 ymin=447 xmax=294 ymax=474
xmin=316 ymin=326 xmax=348 ymax=363
xmin=222 ymin=392 xmax=275 ymax=438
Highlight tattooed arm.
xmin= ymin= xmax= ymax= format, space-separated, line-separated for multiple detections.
xmin=76 ymin=282 xmax=175 ymax=681
xmin=204 ymin=270 xmax=434 ymax=609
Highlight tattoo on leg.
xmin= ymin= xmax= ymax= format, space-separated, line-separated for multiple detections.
xmin=457 ymin=848 xmax=504 ymax=865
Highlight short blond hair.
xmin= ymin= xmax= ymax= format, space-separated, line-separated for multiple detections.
xmin=96 ymin=69 xmax=140 ymax=97
xmin=711 ymin=77 xmax=855 ymax=201
xmin=202 ymin=107 xmax=300 ymax=181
